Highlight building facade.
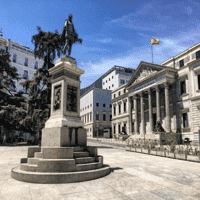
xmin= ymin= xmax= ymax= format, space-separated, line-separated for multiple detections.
xmin=0 ymin=36 xmax=43 ymax=94
xmin=80 ymin=88 xmax=112 ymax=138
xmin=112 ymin=42 xmax=200 ymax=144
xmin=102 ymin=65 xmax=135 ymax=90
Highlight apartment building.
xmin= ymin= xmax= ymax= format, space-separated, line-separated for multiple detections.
xmin=102 ymin=65 xmax=135 ymax=91
xmin=80 ymin=88 xmax=112 ymax=138
xmin=0 ymin=35 xmax=43 ymax=94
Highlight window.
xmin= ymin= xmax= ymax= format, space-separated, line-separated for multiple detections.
xmin=118 ymin=91 xmax=121 ymax=96
xmin=24 ymin=57 xmax=28 ymax=67
xmin=198 ymin=74 xmax=200 ymax=90
xmin=103 ymin=82 xmax=105 ymax=85
xmin=87 ymin=105 xmax=89 ymax=108
xmin=96 ymin=113 xmax=99 ymax=120
xmin=90 ymin=112 xmax=92 ymax=122
xmin=109 ymin=78 xmax=110 ymax=81
xmin=124 ymin=89 xmax=126 ymax=93
xmin=34 ymin=61 xmax=38 ymax=69
xmin=90 ymin=103 xmax=92 ymax=107
xmin=106 ymin=80 xmax=107 ymax=83
xmin=83 ymin=108 xmax=84 ymax=111
xmin=114 ymin=94 xmax=116 ymax=98
xmin=114 ymin=125 xmax=116 ymax=134
xmin=6 ymin=47 xmax=8 ymax=53
xmin=23 ymin=86 xmax=27 ymax=93
xmin=179 ymin=59 xmax=184 ymax=68
xmin=34 ymin=73 xmax=36 ymax=77
xmin=118 ymin=124 xmax=121 ymax=133
xmin=182 ymin=113 xmax=188 ymax=128
xmin=114 ymin=106 xmax=116 ymax=115
xmin=180 ymin=80 xmax=186 ymax=95
xmin=110 ymin=104 xmax=112 ymax=108
xmin=96 ymin=103 xmax=99 ymax=107
xmin=196 ymin=50 xmax=200 ymax=59
xmin=124 ymin=102 xmax=126 ymax=112
xmin=120 ymin=79 xmax=125 ymax=84
xmin=109 ymin=86 xmax=110 ymax=89
xmin=103 ymin=103 xmax=106 ymax=107
xmin=119 ymin=104 xmax=121 ymax=113
xmin=0 ymin=79 xmax=2 ymax=86
xmin=124 ymin=124 xmax=126 ymax=132
xmin=13 ymin=54 xmax=17 ymax=63
xmin=110 ymin=115 xmax=112 ymax=121
xmin=112 ymin=76 xmax=114 ymax=79
xmin=0 ymin=49 xmax=4 ymax=55
xmin=90 ymin=128 xmax=91 ymax=132
xmin=103 ymin=114 xmax=106 ymax=121
xmin=112 ymin=84 xmax=114 ymax=87
xmin=23 ymin=70 xmax=28 ymax=79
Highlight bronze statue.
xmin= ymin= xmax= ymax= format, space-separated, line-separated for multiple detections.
xmin=60 ymin=14 xmax=83 ymax=56
xmin=154 ymin=121 xmax=165 ymax=132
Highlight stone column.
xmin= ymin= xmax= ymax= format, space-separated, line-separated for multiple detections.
xmin=155 ymin=85 xmax=161 ymax=122
xmin=128 ymin=96 xmax=132 ymax=134
xmin=164 ymin=82 xmax=171 ymax=133
xmin=140 ymin=92 xmax=145 ymax=135
xmin=148 ymin=88 xmax=153 ymax=134
xmin=134 ymin=96 xmax=138 ymax=134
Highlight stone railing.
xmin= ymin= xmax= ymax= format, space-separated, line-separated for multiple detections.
xmin=126 ymin=142 xmax=200 ymax=163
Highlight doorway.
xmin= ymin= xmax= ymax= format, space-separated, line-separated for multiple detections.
xmin=153 ymin=113 xmax=157 ymax=129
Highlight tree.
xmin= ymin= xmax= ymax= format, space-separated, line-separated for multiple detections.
xmin=0 ymin=50 xmax=27 ymax=143
xmin=19 ymin=27 xmax=62 ymax=142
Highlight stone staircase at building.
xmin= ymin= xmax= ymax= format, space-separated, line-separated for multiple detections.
xmin=11 ymin=146 xmax=110 ymax=183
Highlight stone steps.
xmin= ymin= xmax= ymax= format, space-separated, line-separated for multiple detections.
xmin=76 ymin=162 xmax=101 ymax=171
xmin=28 ymin=158 xmax=39 ymax=165
xmin=20 ymin=163 xmax=37 ymax=172
xmin=11 ymin=165 xmax=111 ymax=183
xmin=34 ymin=152 xmax=43 ymax=158
xmin=75 ymin=157 xmax=95 ymax=164
xmin=73 ymin=146 xmax=85 ymax=152
xmin=74 ymin=152 xmax=90 ymax=158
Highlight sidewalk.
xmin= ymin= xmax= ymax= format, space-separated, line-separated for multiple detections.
xmin=0 ymin=141 xmax=200 ymax=200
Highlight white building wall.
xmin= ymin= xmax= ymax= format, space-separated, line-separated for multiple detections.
xmin=102 ymin=69 xmax=133 ymax=91
xmin=0 ymin=38 xmax=44 ymax=93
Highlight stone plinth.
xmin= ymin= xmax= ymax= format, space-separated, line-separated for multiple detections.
xmin=11 ymin=56 xmax=111 ymax=183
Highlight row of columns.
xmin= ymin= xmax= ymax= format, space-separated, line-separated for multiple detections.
xmin=128 ymin=83 xmax=171 ymax=135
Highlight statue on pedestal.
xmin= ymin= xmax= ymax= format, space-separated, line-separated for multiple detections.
xmin=60 ymin=14 xmax=83 ymax=56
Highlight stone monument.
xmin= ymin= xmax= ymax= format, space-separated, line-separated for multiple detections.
xmin=11 ymin=15 xmax=110 ymax=183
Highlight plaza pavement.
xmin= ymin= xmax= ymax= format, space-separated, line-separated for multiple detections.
xmin=0 ymin=141 xmax=200 ymax=200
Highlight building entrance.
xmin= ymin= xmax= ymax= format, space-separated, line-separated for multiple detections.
xmin=153 ymin=113 xmax=157 ymax=129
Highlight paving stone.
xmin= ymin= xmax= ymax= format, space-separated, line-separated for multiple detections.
xmin=150 ymin=188 xmax=188 ymax=199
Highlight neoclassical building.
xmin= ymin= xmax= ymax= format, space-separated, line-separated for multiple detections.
xmin=112 ymin=42 xmax=200 ymax=144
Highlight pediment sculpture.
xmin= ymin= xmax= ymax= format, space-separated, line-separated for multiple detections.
xmin=134 ymin=68 xmax=158 ymax=83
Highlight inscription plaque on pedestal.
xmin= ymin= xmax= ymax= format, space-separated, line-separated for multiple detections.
xmin=67 ymin=85 xmax=77 ymax=112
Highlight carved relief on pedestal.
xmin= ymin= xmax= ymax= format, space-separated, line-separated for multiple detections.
xmin=53 ymin=85 xmax=61 ymax=111
xmin=67 ymin=85 xmax=77 ymax=112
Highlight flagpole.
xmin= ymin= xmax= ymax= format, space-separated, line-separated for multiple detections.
xmin=151 ymin=45 xmax=153 ymax=63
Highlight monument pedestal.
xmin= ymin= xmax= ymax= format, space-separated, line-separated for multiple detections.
xmin=11 ymin=56 xmax=111 ymax=183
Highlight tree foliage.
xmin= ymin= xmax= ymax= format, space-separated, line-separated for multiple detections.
xmin=19 ymin=27 xmax=62 ymax=138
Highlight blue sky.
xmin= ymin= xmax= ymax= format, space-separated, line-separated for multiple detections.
xmin=1 ymin=0 xmax=200 ymax=88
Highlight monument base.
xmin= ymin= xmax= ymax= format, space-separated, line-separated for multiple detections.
xmin=41 ymin=127 xmax=87 ymax=147
xmin=11 ymin=146 xmax=111 ymax=183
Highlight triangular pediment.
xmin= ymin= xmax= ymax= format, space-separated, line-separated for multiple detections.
xmin=126 ymin=61 xmax=165 ymax=87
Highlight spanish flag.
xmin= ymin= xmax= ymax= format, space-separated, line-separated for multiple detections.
xmin=151 ymin=37 xmax=160 ymax=45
